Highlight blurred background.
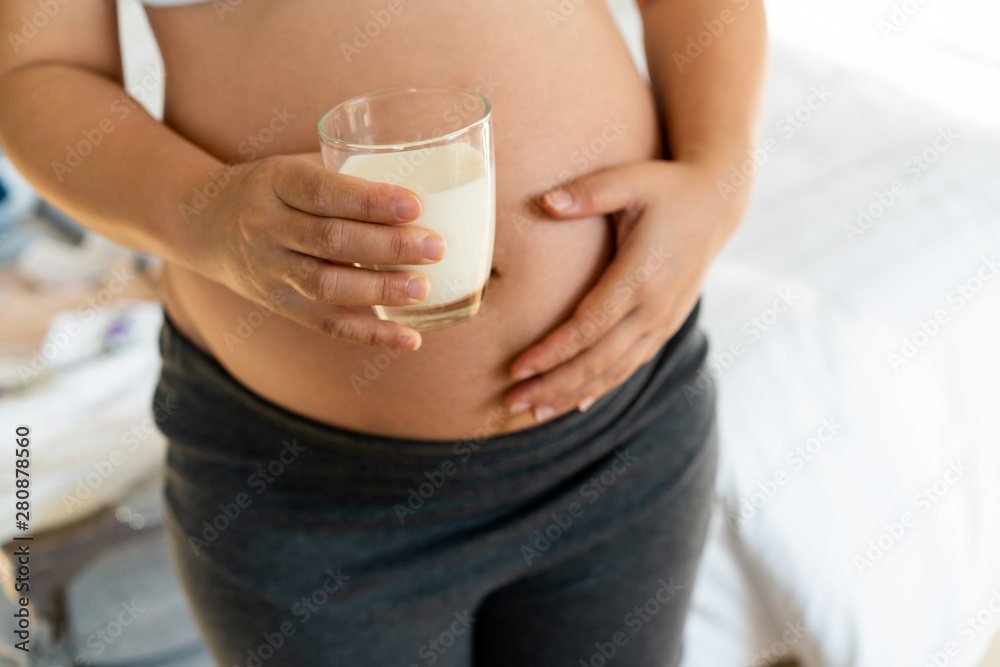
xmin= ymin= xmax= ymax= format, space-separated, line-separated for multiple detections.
xmin=1 ymin=0 xmax=998 ymax=665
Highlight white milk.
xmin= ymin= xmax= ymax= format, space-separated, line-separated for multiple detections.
xmin=339 ymin=143 xmax=495 ymax=308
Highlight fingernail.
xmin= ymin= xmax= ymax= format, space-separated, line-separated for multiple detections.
xmin=398 ymin=333 xmax=420 ymax=350
xmin=544 ymin=189 xmax=572 ymax=211
xmin=394 ymin=197 xmax=421 ymax=220
xmin=513 ymin=368 xmax=536 ymax=381
xmin=510 ymin=401 xmax=531 ymax=416
xmin=533 ymin=405 xmax=555 ymax=423
xmin=407 ymin=276 xmax=430 ymax=300
xmin=578 ymin=396 xmax=596 ymax=412
xmin=422 ymin=236 xmax=446 ymax=261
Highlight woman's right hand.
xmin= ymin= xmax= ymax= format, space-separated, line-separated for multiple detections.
xmin=187 ymin=154 xmax=445 ymax=350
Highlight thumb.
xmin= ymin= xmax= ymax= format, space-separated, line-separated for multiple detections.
xmin=540 ymin=164 xmax=640 ymax=218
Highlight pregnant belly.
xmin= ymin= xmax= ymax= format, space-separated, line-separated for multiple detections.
xmin=150 ymin=0 xmax=660 ymax=439
xmin=162 ymin=196 xmax=614 ymax=439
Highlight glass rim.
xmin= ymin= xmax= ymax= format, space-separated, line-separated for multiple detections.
xmin=317 ymin=85 xmax=492 ymax=151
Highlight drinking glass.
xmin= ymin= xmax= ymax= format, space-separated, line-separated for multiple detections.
xmin=318 ymin=86 xmax=495 ymax=331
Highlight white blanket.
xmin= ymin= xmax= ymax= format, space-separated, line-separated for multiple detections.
xmin=681 ymin=44 xmax=1000 ymax=667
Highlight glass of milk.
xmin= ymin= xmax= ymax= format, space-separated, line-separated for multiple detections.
xmin=318 ymin=86 xmax=496 ymax=331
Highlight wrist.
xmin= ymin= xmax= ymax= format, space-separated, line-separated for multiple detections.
xmin=678 ymin=141 xmax=756 ymax=177
xmin=667 ymin=153 xmax=754 ymax=256
xmin=680 ymin=145 xmax=758 ymax=209
xmin=171 ymin=161 xmax=243 ymax=274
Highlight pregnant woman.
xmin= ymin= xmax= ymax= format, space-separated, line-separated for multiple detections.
xmin=0 ymin=0 xmax=766 ymax=664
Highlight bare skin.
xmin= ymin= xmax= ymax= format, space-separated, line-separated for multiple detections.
xmin=0 ymin=0 xmax=767 ymax=440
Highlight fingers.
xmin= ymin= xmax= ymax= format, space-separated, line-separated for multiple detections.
xmin=507 ymin=316 xmax=642 ymax=418
xmin=511 ymin=333 xmax=658 ymax=424
xmin=283 ymin=252 xmax=432 ymax=307
xmin=286 ymin=151 xmax=324 ymax=166
xmin=509 ymin=261 xmax=638 ymax=380
xmin=284 ymin=298 xmax=423 ymax=351
xmin=271 ymin=156 xmax=423 ymax=223
xmin=540 ymin=163 xmax=642 ymax=218
xmin=279 ymin=210 xmax=446 ymax=266
xmin=542 ymin=337 xmax=658 ymax=422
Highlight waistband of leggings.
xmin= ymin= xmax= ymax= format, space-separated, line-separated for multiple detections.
xmin=156 ymin=299 xmax=704 ymax=465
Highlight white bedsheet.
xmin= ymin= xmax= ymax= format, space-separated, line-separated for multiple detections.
xmin=681 ymin=43 xmax=1000 ymax=667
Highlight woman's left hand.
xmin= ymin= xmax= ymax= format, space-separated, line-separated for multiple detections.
xmin=505 ymin=158 xmax=745 ymax=423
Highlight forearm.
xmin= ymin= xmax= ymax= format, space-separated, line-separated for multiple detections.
xmin=0 ymin=63 xmax=222 ymax=269
xmin=639 ymin=0 xmax=768 ymax=217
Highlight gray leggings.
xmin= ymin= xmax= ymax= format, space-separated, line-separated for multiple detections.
xmin=154 ymin=302 xmax=717 ymax=667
